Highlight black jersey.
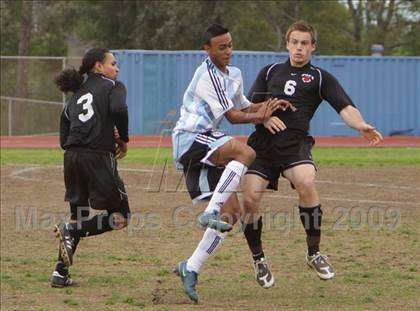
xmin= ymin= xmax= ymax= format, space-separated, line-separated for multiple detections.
xmin=60 ymin=73 xmax=129 ymax=152
xmin=248 ymin=58 xmax=355 ymax=134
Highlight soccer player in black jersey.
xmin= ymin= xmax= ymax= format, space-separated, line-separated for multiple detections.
xmin=240 ymin=21 xmax=383 ymax=285
xmin=50 ymin=48 xmax=130 ymax=287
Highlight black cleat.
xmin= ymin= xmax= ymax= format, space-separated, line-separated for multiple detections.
xmin=254 ymin=257 xmax=275 ymax=288
xmin=51 ymin=271 xmax=78 ymax=288
xmin=306 ymin=252 xmax=335 ymax=280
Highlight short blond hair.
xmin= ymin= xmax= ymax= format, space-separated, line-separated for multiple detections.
xmin=285 ymin=20 xmax=317 ymax=44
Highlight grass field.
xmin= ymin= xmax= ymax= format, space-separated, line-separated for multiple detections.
xmin=1 ymin=147 xmax=420 ymax=310
xmin=2 ymin=147 xmax=420 ymax=166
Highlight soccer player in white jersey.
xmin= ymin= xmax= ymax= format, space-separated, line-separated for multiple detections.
xmin=172 ymin=24 xmax=295 ymax=303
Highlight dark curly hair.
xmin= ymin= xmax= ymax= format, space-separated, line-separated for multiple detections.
xmin=54 ymin=48 xmax=110 ymax=93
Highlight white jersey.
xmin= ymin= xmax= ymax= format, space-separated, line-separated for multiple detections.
xmin=172 ymin=57 xmax=251 ymax=166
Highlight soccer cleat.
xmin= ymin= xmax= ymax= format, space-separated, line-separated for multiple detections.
xmin=51 ymin=271 xmax=78 ymax=288
xmin=54 ymin=223 xmax=74 ymax=267
xmin=253 ymin=257 xmax=275 ymax=288
xmin=306 ymin=252 xmax=335 ymax=280
xmin=173 ymin=261 xmax=198 ymax=303
xmin=197 ymin=211 xmax=232 ymax=232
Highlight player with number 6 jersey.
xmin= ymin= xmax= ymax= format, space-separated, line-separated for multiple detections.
xmin=250 ymin=59 xmax=353 ymax=134
xmin=240 ymin=21 xmax=383 ymax=286
xmin=50 ymin=48 xmax=130 ymax=288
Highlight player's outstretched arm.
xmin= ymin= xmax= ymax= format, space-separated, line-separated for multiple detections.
xmin=339 ymin=105 xmax=383 ymax=146
xmin=247 ymin=99 xmax=297 ymax=113
xmin=226 ymin=98 xmax=295 ymax=124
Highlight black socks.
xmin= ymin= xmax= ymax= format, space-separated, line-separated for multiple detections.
xmin=70 ymin=204 xmax=90 ymax=221
xmin=55 ymin=213 xmax=113 ymax=275
xmin=299 ymin=205 xmax=322 ymax=256
xmin=242 ymin=216 xmax=264 ymax=261
xmin=55 ymin=261 xmax=68 ymax=276
xmin=242 ymin=206 xmax=323 ymax=260
xmin=69 ymin=213 xmax=114 ymax=239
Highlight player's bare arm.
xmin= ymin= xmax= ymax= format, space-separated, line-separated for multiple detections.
xmin=339 ymin=105 xmax=383 ymax=145
xmin=246 ymin=98 xmax=297 ymax=113
xmin=241 ymin=99 xmax=296 ymax=134
xmin=224 ymin=100 xmax=273 ymax=124
xmin=226 ymin=98 xmax=294 ymax=124
xmin=260 ymin=99 xmax=297 ymax=134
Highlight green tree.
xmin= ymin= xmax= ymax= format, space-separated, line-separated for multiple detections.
xmin=0 ymin=1 xmax=21 ymax=55
xmin=2 ymin=0 xmax=418 ymax=58
xmin=346 ymin=0 xmax=420 ymax=55
xmin=73 ymin=0 xmax=241 ymax=50
xmin=1 ymin=0 xmax=79 ymax=56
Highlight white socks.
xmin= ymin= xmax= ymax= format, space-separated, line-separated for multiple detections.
xmin=186 ymin=228 xmax=228 ymax=273
xmin=204 ymin=160 xmax=247 ymax=214
xmin=186 ymin=161 xmax=246 ymax=273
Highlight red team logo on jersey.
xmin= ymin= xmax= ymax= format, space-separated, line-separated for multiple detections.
xmin=301 ymin=74 xmax=314 ymax=83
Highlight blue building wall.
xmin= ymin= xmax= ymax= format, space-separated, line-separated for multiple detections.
xmin=114 ymin=50 xmax=420 ymax=136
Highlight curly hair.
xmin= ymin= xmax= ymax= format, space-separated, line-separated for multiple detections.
xmin=54 ymin=48 xmax=110 ymax=93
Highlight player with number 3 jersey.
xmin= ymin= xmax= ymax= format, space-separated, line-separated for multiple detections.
xmin=50 ymin=48 xmax=130 ymax=288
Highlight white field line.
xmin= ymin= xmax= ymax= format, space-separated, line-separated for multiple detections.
xmin=7 ymin=165 xmax=154 ymax=182
xmin=9 ymin=166 xmax=46 ymax=181
xmin=5 ymin=164 xmax=420 ymax=206
xmin=264 ymin=193 xmax=420 ymax=207
xmin=6 ymin=164 xmax=417 ymax=191
xmin=315 ymin=179 xmax=416 ymax=191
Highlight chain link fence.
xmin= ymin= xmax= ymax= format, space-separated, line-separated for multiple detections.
xmin=0 ymin=56 xmax=81 ymax=135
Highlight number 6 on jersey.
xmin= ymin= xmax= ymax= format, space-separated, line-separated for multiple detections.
xmin=284 ymin=80 xmax=297 ymax=96
xmin=77 ymin=93 xmax=94 ymax=122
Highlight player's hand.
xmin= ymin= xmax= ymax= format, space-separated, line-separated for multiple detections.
xmin=115 ymin=139 xmax=128 ymax=159
xmin=263 ymin=116 xmax=287 ymax=134
xmin=265 ymin=98 xmax=296 ymax=113
xmin=359 ymin=123 xmax=383 ymax=146
xmin=276 ymin=99 xmax=297 ymax=112
xmin=257 ymin=98 xmax=294 ymax=122
xmin=114 ymin=126 xmax=120 ymax=140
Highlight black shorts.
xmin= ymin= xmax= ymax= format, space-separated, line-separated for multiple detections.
xmin=246 ymin=129 xmax=315 ymax=191
xmin=179 ymin=131 xmax=232 ymax=204
xmin=182 ymin=164 xmax=224 ymax=204
xmin=63 ymin=149 xmax=130 ymax=218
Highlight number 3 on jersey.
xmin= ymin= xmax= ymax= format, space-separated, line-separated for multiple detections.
xmin=284 ymin=80 xmax=297 ymax=96
xmin=77 ymin=93 xmax=94 ymax=122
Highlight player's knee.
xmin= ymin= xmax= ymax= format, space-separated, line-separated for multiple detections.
xmin=293 ymin=177 xmax=316 ymax=195
xmin=238 ymin=145 xmax=255 ymax=166
xmin=111 ymin=213 xmax=129 ymax=230
xmin=246 ymin=147 xmax=256 ymax=164
xmin=242 ymin=192 xmax=260 ymax=214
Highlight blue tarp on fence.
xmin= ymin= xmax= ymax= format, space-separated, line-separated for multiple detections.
xmin=114 ymin=50 xmax=420 ymax=136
